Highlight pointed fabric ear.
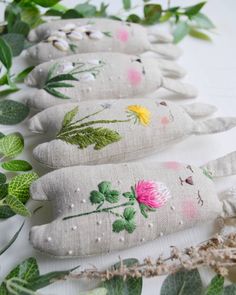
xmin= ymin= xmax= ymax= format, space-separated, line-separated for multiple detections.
xmin=147 ymin=28 xmax=173 ymax=43
xmin=201 ymin=151 xmax=236 ymax=178
xmin=161 ymin=77 xmax=198 ymax=98
xmin=150 ymin=44 xmax=183 ymax=60
xmin=193 ymin=118 xmax=236 ymax=135
xmin=156 ymin=59 xmax=187 ymax=79
xmin=182 ymin=103 xmax=217 ymax=118
xmin=221 ymin=187 xmax=236 ymax=218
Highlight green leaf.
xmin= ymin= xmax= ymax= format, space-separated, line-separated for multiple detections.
xmin=44 ymin=86 xmax=71 ymax=99
xmin=205 ymin=275 xmax=224 ymax=295
xmin=0 ymin=173 xmax=6 ymax=184
xmin=159 ymin=11 xmax=173 ymax=23
xmin=5 ymin=195 xmax=31 ymax=217
xmin=123 ymin=0 xmax=131 ymax=10
xmin=75 ymin=3 xmax=97 ymax=17
xmin=0 ymin=132 xmax=5 ymax=139
xmin=123 ymin=192 xmax=135 ymax=199
xmin=184 ymin=2 xmax=206 ymax=17
xmin=2 ymin=160 xmax=32 ymax=172
xmin=62 ymin=9 xmax=83 ymax=19
xmin=0 ymin=132 xmax=24 ymax=158
xmin=44 ymin=3 xmax=67 ymax=16
xmin=112 ymin=219 xmax=126 ymax=233
xmin=4 ymin=3 xmax=21 ymax=32
xmin=124 ymin=220 xmax=136 ymax=233
xmin=123 ymin=207 xmax=136 ymax=221
xmin=0 ymin=205 xmax=15 ymax=219
xmin=58 ymin=126 xmax=122 ymax=150
xmin=32 ymin=0 xmax=61 ymax=8
xmin=10 ymin=20 xmax=30 ymax=37
xmin=47 ymin=73 xmax=78 ymax=84
xmin=20 ymin=2 xmax=41 ymax=28
xmin=126 ymin=14 xmax=141 ymax=23
xmin=90 ymin=191 xmax=105 ymax=204
xmin=105 ymin=191 xmax=119 ymax=203
xmin=8 ymin=172 xmax=38 ymax=203
xmin=160 ymin=269 xmax=203 ymax=295
xmin=62 ymin=106 xmax=78 ymax=127
xmin=189 ymin=28 xmax=211 ymax=41
xmin=0 ymin=100 xmax=29 ymax=125
xmin=0 ymin=37 xmax=12 ymax=70
xmin=98 ymin=181 xmax=112 ymax=194
xmin=223 ymin=285 xmax=236 ymax=295
xmin=192 ymin=12 xmax=215 ymax=29
xmin=0 ymin=87 xmax=19 ymax=97
xmin=46 ymin=82 xmax=74 ymax=88
xmin=0 ymin=184 xmax=8 ymax=199
xmin=101 ymin=258 xmax=142 ymax=295
xmin=143 ymin=4 xmax=162 ymax=25
xmin=2 ymin=33 xmax=25 ymax=57
xmin=0 ymin=222 xmax=24 ymax=256
xmin=173 ymin=21 xmax=190 ymax=43
xmin=14 ymin=66 xmax=35 ymax=83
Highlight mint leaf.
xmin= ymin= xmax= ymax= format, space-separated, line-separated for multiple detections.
xmin=90 ymin=191 xmax=105 ymax=204
xmin=8 ymin=172 xmax=38 ymax=203
xmin=2 ymin=160 xmax=32 ymax=172
xmin=123 ymin=207 xmax=136 ymax=221
xmin=98 ymin=181 xmax=112 ymax=194
xmin=123 ymin=0 xmax=131 ymax=10
xmin=205 ymin=275 xmax=224 ymax=295
xmin=32 ymin=0 xmax=60 ymax=7
xmin=0 ymin=173 xmax=6 ymax=184
xmin=0 ymin=132 xmax=24 ymax=157
xmin=0 ymin=100 xmax=29 ymax=125
xmin=2 ymin=33 xmax=25 ymax=57
xmin=192 ymin=12 xmax=215 ymax=29
xmin=143 ymin=4 xmax=162 ymax=25
xmin=5 ymin=195 xmax=31 ymax=217
xmin=189 ymin=28 xmax=211 ymax=41
xmin=0 ymin=37 xmax=12 ymax=70
xmin=161 ymin=269 xmax=203 ymax=295
xmin=112 ymin=219 xmax=126 ymax=233
xmin=173 ymin=21 xmax=190 ymax=43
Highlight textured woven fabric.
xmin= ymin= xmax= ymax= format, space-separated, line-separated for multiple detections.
xmin=24 ymin=52 xmax=197 ymax=110
xmin=26 ymin=18 xmax=179 ymax=64
xmin=28 ymin=99 xmax=236 ymax=169
xmin=29 ymin=152 xmax=236 ymax=258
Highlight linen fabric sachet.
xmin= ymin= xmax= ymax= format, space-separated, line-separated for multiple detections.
xmin=27 ymin=18 xmax=180 ymax=64
xmin=28 ymin=99 xmax=236 ymax=169
xmin=29 ymin=151 xmax=236 ymax=258
xmin=24 ymin=52 xmax=196 ymax=110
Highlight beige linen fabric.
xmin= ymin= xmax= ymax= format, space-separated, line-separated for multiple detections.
xmin=26 ymin=18 xmax=179 ymax=64
xmin=28 ymin=99 xmax=236 ymax=169
xmin=24 ymin=52 xmax=197 ymax=110
xmin=30 ymin=152 xmax=236 ymax=258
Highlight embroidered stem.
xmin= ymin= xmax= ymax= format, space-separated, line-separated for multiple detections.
xmin=63 ymin=201 xmax=134 ymax=221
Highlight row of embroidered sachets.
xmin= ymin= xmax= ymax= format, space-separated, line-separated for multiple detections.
xmin=25 ymin=18 xmax=236 ymax=258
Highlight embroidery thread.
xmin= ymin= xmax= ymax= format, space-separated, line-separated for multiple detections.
xmin=43 ymin=61 xmax=105 ymax=99
xmin=63 ymin=180 xmax=171 ymax=234
xmin=126 ymin=105 xmax=151 ymax=126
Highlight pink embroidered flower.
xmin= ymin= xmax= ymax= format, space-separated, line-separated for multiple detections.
xmin=135 ymin=180 xmax=171 ymax=208
xmin=117 ymin=28 xmax=129 ymax=42
xmin=127 ymin=68 xmax=142 ymax=86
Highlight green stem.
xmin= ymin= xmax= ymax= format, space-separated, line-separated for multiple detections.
xmin=0 ymin=198 xmax=5 ymax=206
xmin=63 ymin=201 xmax=133 ymax=221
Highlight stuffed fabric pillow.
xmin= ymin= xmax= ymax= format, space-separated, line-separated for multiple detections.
xmin=29 ymin=151 xmax=236 ymax=257
xmin=26 ymin=18 xmax=180 ymax=64
xmin=28 ymin=99 xmax=236 ymax=169
xmin=24 ymin=52 xmax=196 ymax=110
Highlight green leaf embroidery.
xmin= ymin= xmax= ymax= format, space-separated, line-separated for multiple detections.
xmin=98 ymin=181 xmax=112 ymax=194
xmin=101 ymin=259 xmax=142 ymax=295
xmin=62 ymin=106 xmax=79 ymax=127
xmin=0 ymin=100 xmax=29 ymax=125
xmin=90 ymin=191 xmax=105 ymax=204
xmin=0 ymin=222 xmax=24 ymax=256
xmin=2 ymin=160 xmax=32 ymax=172
xmin=123 ymin=207 xmax=136 ymax=221
xmin=46 ymin=73 xmax=78 ymax=84
xmin=112 ymin=219 xmax=126 ymax=233
xmin=5 ymin=195 xmax=31 ymax=217
xmin=0 ymin=37 xmax=12 ymax=70
xmin=204 ymin=275 xmax=224 ymax=295
xmin=160 ymin=269 xmax=203 ymax=295
xmin=0 ymin=132 xmax=24 ymax=158
xmin=44 ymin=86 xmax=71 ymax=99
xmin=105 ymin=190 xmax=120 ymax=203
xmin=8 ymin=172 xmax=38 ymax=203
xmin=124 ymin=220 xmax=136 ymax=233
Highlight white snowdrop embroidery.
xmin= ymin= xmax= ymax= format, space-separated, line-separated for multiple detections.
xmin=53 ymin=39 xmax=69 ymax=51
xmin=68 ymin=31 xmax=84 ymax=41
xmin=80 ymin=73 xmax=95 ymax=81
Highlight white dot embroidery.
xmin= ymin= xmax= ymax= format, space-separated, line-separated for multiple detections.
xmin=68 ymin=250 xmax=73 ymax=255
xmin=159 ymin=232 xmax=164 ymax=237
xmin=96 ymin=237 xmax=101 ymax=242
xmin=81 ymin=199 xmax=86 ymax=204
xmin=148 ymin=223 xmax=153 ymax=228
xmin=119 ymin=237 xmax=125 ymax=242
xmin=69 ymin=204 xmax=75 ymax=209
xmin=140 ymin=238 xmax=145 ymax=242
xmin=71 ymin=226 xmax=77 ymax=231
xmin=97 ymin=220 xmax=102 ymax=225
xmin=179 ymin=220 xmax=184 ymax=226
xmin=46 ymin=237 xmax=52 ymax=242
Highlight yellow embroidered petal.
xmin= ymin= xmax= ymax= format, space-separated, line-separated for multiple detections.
xmin=127 ymin=105 xmax=151 ymax=126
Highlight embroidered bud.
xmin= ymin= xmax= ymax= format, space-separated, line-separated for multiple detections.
xmin=88 ymin=59 xmax=101 ymax=65
xmin=67 ymin=30 xmax=83 ymax=41
xmin=53 ymin=38 xmax=69 ymax=51
xmin=51 ymin=30 xmax=66 ymax=38
xmin=89 ymin=30 xmax=104 ymax=40
xmin=61 ymin=62 xmax=74 ymax=73
xmin=61 ymin=23 xmax=76 ymax=33
xmin=47 ymin=36 xmax=58 ymax=42
xmin=76 ymin=25 xmax=92 ymax=33
xmin=80 ymin=72 xmax=95 ymax=81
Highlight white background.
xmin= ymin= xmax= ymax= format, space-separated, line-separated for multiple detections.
xmin=0 ymin=0 xmax=236 ymax=294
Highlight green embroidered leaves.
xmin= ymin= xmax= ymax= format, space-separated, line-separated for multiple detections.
xmin=57 ymin=107 xmax=127 ymax=150
xmin=43 ymin=60 xmax=105 ymax=99
xmin=90 ymin=181 xmax=120 ymax=205
xmin=112 ymin=207 xmax=136 ymax=233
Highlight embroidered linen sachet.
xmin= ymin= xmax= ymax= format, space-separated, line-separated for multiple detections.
xmin=29 ymin=151 xmax=236 ymax=257
xmin=24 ymin=52 xmax=196 ymax=110
xmin=27 ymin=18 xmax=180 ymax=64
xmin=28 ymin=99 xmax=236 ymax=169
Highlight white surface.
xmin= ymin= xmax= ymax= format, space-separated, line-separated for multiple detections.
xmin=0 ymin=0 xmax=236 ymax=294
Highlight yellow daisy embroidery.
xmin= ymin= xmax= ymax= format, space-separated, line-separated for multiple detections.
xmin=127 ymin=105 xmax=151 ymax=126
